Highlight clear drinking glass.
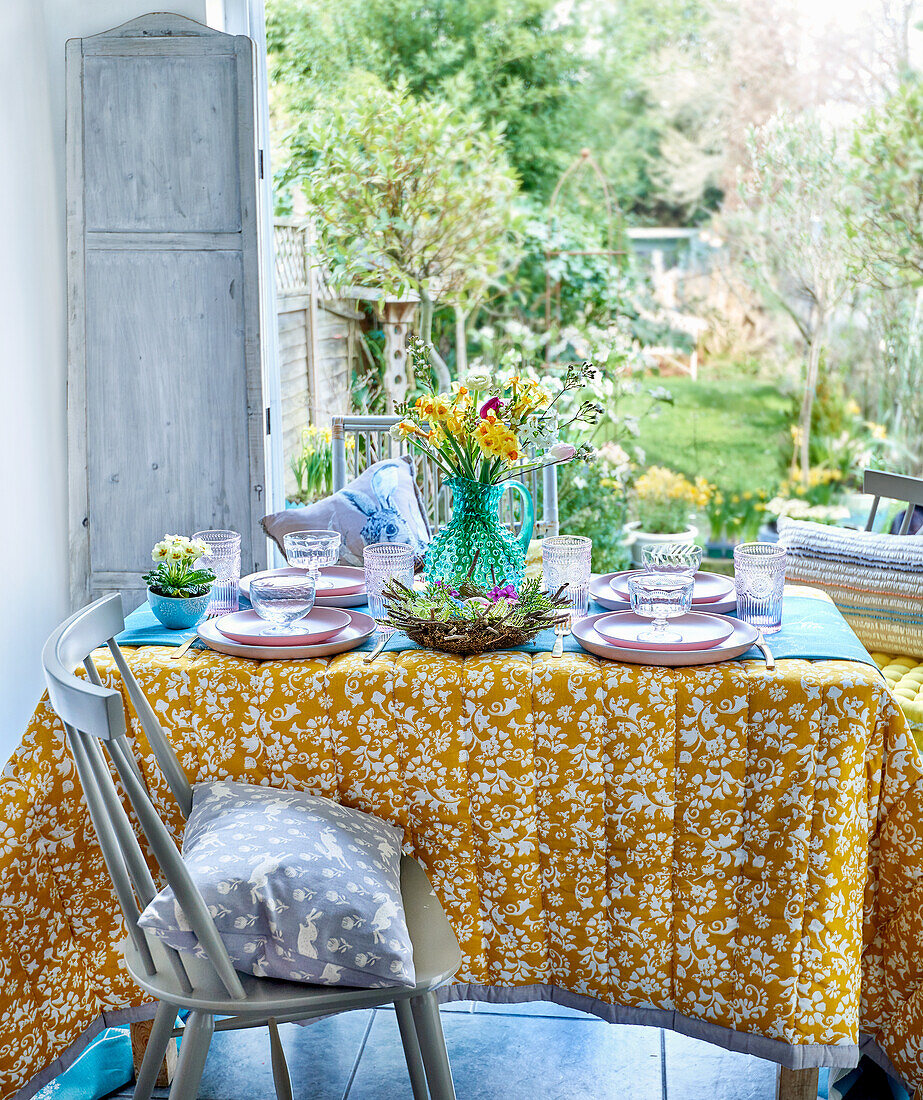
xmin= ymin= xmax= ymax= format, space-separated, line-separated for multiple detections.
xmin=542 ymin=535 xmax=592 ymax=623
xmin=364 ymin=543 xmax=414 ymax=635
xmin=628 ymin=573 xmax=694 ymax=644
xmin=283 ymin=531 xmax=341 ymax=581
xmin=249 ymin=574 xmax=317 ymax=634
xmin=641 ymin=542 xmax=704 ymax=576
xmin=733 ymin=542 xmax=786 ymax=634
xmin=193 ymin=530 xmax=241 ymax=617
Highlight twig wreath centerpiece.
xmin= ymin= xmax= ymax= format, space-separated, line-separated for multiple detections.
xmin=380 ymin=556 xmax=571 ymax=656
xmin=394 ymin=339 xmax=599 ymax=587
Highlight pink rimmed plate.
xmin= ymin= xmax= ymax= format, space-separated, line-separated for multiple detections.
xmin=216 ymin=607 xmax=352 ymax=647
xmin=590 ymin=573 xmax=737 ymax=616
xmin=240 ymin=567 xmax=368 ymax=607
xmin=608 ymin=569 xmax=735 ymax=605
xmin=593 ymin=611 xmax=735 ymax=651
xmin=197 ymin=610 xmax=376 ymax=660
xmin=572 ymin=612 xmax=758 ymax=667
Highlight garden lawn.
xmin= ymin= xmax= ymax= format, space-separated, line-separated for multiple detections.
xmin=616 ymin=372 xmax=792 ymax=496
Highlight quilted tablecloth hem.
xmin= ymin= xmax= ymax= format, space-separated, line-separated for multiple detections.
xmin=11 ymin=1003 xmax=157 ymax=1100
xmin=13 ymin=992 xmax=910 ymax=1100
xmin=441 ymin=982 xmax=862 ymax=1069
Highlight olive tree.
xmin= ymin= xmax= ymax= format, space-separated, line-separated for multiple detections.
xmin=733 ymin=111 xmax=857 ymax=481
xmin=297 ymin=77 xmax=521 ymax=388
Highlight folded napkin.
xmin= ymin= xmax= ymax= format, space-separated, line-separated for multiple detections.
xmin=116 ymin=599 xmax=252 ymax=647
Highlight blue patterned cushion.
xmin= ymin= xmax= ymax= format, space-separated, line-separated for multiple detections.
xmin=138 ymin=781 xmax=415 ymax=988
xmin=262 ymin=457 xmax=430 ymax=566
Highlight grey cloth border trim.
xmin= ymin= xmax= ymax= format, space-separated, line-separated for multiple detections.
xmin=14 ymin=988 xmax=912 ymax=1097
xmin=440 ymin=982 xmax=867 ymax=1071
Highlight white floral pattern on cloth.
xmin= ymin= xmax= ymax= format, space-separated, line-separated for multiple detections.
xmin=3 ymin=649 xmax=923 ymax=1097
xmin=137 ymin=780 xmax=414 ymax=988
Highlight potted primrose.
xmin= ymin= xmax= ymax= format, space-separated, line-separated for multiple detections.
xmin=142 ymin=535 xmax=216 ymax=629
xmin=626 ymin=466 xmax=707 ymax=566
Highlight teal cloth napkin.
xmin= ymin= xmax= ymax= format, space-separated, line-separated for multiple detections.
xmin=33 ymin=1027 xmax=132 ymax=1100
xmin=118 ymin=593 xmax=875 ymax=668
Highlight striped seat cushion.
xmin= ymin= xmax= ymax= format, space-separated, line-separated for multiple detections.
xmin=778 ymin=518 xmax=923 ymax=658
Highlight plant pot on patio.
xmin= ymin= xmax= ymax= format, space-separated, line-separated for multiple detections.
xmin=624 ymin=522 xmax=698 ymax=566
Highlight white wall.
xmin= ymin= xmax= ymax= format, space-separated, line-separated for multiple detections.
xmin=0 ymin=0 xmax=208 ymax=762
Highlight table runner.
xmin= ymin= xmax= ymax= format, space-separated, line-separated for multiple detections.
xmin=117 ymin=589 xmax=876 ymax=666
xmin=4 ymin=647 xmax=923 ymax=1098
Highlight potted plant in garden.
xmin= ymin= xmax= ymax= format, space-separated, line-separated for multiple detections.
xmin=142 ymin=535 xmax=216 ymax=629
xmin=626 ymin=466 xmax=707 ymax=565
xmin=393 ymin=339 xmax=597 ymax=587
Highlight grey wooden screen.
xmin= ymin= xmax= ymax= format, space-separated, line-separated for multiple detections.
xmin=67 ymin=13 xmax=267 ymax=610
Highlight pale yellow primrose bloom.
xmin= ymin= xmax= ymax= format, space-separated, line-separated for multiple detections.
xmin=151 ymin=534 xmax=208 ymax=565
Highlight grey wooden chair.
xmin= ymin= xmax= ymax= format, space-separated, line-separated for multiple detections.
xmin=863 ymin=468 xmax=923 ymax=534
xmin=331 ymin=414 xmax=560 ymax=537
xmin=42 ymin=593 xmax=462 ymax=1100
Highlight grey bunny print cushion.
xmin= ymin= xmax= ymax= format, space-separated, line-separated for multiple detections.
xmin=262 ymin=456 xmax=429 ymax=566
xmin=138 ymin=780 xmax=416 ymax=988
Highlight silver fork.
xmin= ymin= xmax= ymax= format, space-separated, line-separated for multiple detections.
xmin=552 ymin=617 xmax=570 ymax=658
xmin=756 ymin=630 xmax=776 ymax=671
xmin=363 ymin=633 xmax=389 ymax=665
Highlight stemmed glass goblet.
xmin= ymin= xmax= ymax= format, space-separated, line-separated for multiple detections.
xmin=628 ymin=573 xmax=694 ymax=644
xmin=249 ymin=575 xmax=318 ymax=635
xmin=641 ymin=543 xmax=703 ymax=577
xmin=283 ymin=531 xmax=341 ymax=588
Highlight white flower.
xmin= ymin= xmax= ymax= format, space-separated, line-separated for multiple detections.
xmin=548 ymin=441 xmax=576 ymax=462
xmin=389 ymin=423 xmax=404 ymax=441
xmin=464 ymin=370 xmax=492 ymax=390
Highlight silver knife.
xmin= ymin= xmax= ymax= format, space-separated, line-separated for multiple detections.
xmin=756 ymin=631 xmax=775 ymax=671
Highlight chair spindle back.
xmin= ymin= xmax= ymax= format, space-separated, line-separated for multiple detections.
xmin=42 ymin=594 xmax=247 ymax=1000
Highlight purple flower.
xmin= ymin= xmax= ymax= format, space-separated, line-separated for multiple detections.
xmin=487 ymin=583 xmax=519 ymax=603
xmin=479 ymin=396 xmax=502 ymax=418
xmin=434 ymin=580 xmax=460 ymax=598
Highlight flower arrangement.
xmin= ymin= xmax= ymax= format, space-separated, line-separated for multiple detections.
xmin=632 ymin=467 xmax=709 ymax=535
xmin=380 ymin=561 xmax=570 ymax=656
xmin=142 ymin=535 xmax=215 ymax=598
xmin=391 ymin=338 xmax=598 ymax=484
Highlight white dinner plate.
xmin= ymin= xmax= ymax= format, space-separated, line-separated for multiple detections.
xmin=594 ymin=611 xmax=735 ymax=651
xmin=216 ymin=607 xmax=352 ymax=647
xmin=240 ymin=567 xmax=368 ymax=607
xmin=608 ymin=569 xmax=736 ymax=605
xmin=571 ymin=612 xmax=759 ymax=667
xmin=197 ymin=610 xmax=376 ymax=659
xmin=589 ymin=573 xmax=737 ymax=616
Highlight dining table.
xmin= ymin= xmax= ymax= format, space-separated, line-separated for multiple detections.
xmin=4 ymin=587 xmax=923 ymax=1100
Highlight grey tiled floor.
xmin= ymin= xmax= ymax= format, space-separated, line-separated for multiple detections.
xmin=111 ymin=1001 xmax=823 ymax=1100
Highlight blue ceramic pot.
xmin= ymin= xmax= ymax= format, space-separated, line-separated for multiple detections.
xmin=147 ymin=587 xmax=212 ymax=629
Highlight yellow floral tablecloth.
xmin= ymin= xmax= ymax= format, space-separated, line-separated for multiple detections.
xmin=5 ymin=647 xmax=923 ymax=1097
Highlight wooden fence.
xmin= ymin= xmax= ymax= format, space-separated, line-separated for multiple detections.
xmin=274 ymin=219 xmax=363 ymax=498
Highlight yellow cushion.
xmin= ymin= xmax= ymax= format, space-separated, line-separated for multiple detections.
xmin=872 ymin=652 xmax=923 ymax=730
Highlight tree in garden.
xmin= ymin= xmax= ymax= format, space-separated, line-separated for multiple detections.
xmin=267 ymin=0 xmax=588 ymax=198
xmin=266 ymin=0 xmax=720 ymax=221
xmin=848 ymin=80 xmax=923 ymax=285
xmin=845 ymin=80 xmax=923 ymax=466
xmin=297 ymin=78 xmax=520 ymax=391
xmin=733 ymin=111 xmax=857 ymax=483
